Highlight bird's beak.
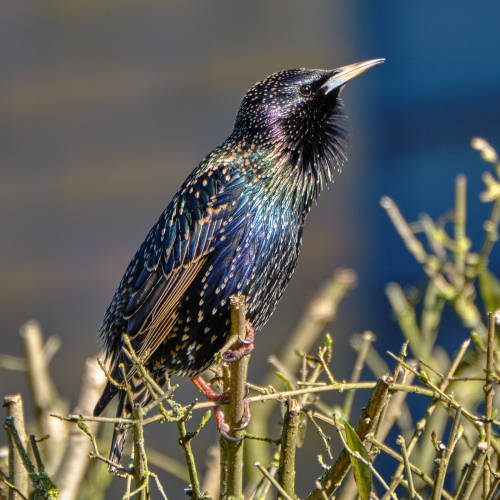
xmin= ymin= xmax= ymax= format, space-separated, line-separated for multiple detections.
xmin=321 ymin=58 xmax=385 ymax=94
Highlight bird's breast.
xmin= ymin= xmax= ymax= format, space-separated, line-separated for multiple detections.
xmin=233 ymin=195 xmax=304 ymax=329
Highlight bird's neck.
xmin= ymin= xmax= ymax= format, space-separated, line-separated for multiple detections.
xmin=216 ymin=136 xmax=326 ymax=217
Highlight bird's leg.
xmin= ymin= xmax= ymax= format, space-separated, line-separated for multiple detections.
xmin=191 ymin=374 xmax=240 ymax=441
xmin=190 ymin=374 xmax=251 ymax=440
xmin=190 ymin=320 xmax=253 ymax=442
xmin=220 ymin=321 xmax=253 ymax=433
xmin=191 ymin=374 xmax=230 ymax=403
xmin=222 ymin=322 xmax=255 ymax=363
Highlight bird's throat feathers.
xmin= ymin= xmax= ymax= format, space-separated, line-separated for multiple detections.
xmin=273 ymin=96 xmax=348 ymax=204
xmin=223 ymin=93 xmax=348 ymax=212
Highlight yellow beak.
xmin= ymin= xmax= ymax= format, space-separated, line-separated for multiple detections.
xmin=321 ymin=58 xmax=385 ymax=94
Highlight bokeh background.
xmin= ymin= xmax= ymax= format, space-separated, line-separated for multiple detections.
xmin=2 ymin=1 xmax=500 ymax=497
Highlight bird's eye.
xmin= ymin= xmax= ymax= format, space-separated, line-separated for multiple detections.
xmin=299 ymin=84 xmax=312 ymax=97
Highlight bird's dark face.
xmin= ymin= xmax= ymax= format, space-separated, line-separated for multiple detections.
xmin=233 ymin=59 xmax=384 ymax=194
xmin=235 ymin=68 xmax=342 ymax=147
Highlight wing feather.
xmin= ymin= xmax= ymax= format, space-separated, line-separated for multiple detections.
xmin=103 ymin=166 xmax=248 ymax=380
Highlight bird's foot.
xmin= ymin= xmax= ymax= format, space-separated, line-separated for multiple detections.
xmin=222 ymin=322 xmax=255 ymax=363
xmin=213 ymin=397 xmax=251 ymax=441
xmin=190 ymin=374 xmax=251 ymax=441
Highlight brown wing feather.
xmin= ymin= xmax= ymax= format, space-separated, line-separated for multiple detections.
xmin=122 ymin=207 xmax=229 ymax=378
xmin=131 ymin=255 xmax=209 ymax=363
xmin=100 ymin=165 xmax=247 ymax=386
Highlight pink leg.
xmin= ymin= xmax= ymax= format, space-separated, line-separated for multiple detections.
xmin=191 ymin=374 xmax=230 ymax=403
xmin=191 ymin=371 xmax=252 ymax=441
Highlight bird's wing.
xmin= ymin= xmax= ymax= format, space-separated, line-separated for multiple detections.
xmin=117 ymin=165 xmax=249 ymax=375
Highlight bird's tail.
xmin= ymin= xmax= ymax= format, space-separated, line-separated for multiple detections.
xmin=93 ymin=379 xmax=130 ymax=474
xmin=93 ymin=379 xmax=119 ymax=418
xmin=108 ymin=390 xmax=129 ymax=474
xmin=95 ymin=373 xmax=161 ymax=473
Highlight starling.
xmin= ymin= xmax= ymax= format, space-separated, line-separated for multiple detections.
xmin=94 ymin=58 xmax=384 ymax=467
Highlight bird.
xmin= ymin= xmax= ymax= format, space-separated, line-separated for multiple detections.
xmin=94 ymin=58 xmax=384 ymax=468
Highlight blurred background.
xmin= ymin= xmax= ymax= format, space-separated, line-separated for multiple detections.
xmin=2 ymin=1 xmax=500 ymax=497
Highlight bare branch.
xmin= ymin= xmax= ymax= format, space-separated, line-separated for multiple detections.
xmin=3 ymin=395 xmax=28 ymax=500
xmin=56 ymin=357 xmax=106 ymax=500
xmin=306 ymin=375 xmax=392 ymax=499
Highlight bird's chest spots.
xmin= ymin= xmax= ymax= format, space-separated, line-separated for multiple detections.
xmin=240 ymin=202 xmax=302 ymax=320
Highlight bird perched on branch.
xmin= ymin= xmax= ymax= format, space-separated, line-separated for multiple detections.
xmin=94 ymin=58 xmax=384 ymax=467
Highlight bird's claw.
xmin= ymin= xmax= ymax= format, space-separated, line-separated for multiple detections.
xmin=191 ymin=371 xmax=251 ymax=441
xmin=238 ymin=334 xmax=252 ymax=345
xmin=214 ymin=397 xmax=251 ymax=439
xmin=222 ymin=323 xmax=255 ymax=363
xmin=222 ymin=351 xmax=238 ymax=363
xmin=232 ymin=397 xmax=251 ymax=431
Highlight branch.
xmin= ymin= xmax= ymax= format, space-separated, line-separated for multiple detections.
xmin=132 ymin=405 xmax=149 ymax=500
xmin=367 ymin=436 xmax=453 ymax=500
xmin=177 ymin=409 xmax=205 ymax=500
xmin=200 ymin=444 xmax=220 ymax=500
xmin=20 ymin=320 xmax=67 ymax=473
xmin=3 ymin=394 xmax=29 ymax=500
xmin=397 ymin=435 xmax=416 ymax=499
xmin=389 ymin=337 xmax=470 ymax=484
xmin=57 ymin=378 xmax=482 ymax=423
xmin=277 ymin=399 xmax=300 ymax=499
xmin=305 ymin=375 xmax=392 ymax=499
xmin=431 ymin=407 xmax=462 ymax=500
xmin=454 ymin=441 xmax=487 ymax=500
xmin=4 ymin=417 xmax=57 ymax=499
xmin=56 ymin=357 xmax=106 ymax=500
xmin=221 ymin=295 xmax=248 ymax=500
xmin=454 ymin=174 xmax=468 ymax=279
xmin=246 ymin=269 xmax=356 ymax=481
xmin=380 ymin=196 xmax=455 ymax=299
xmin=483 ymin=312 xmax=496 ymax=496
xmin=255 ymin=462 xmax=293 ymax=500
xmin=342 ymin=331 xmax=376 ymax=420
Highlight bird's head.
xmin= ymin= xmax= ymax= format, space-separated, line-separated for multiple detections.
xmin=233 ymin=59 xmax=384 ymax=194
